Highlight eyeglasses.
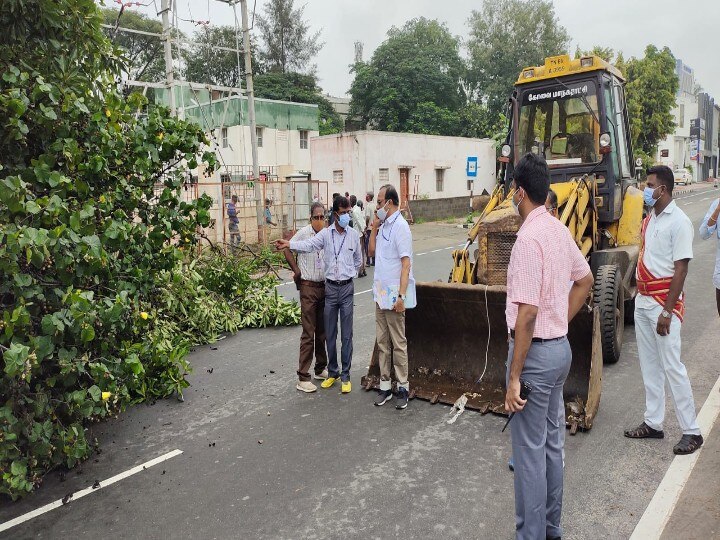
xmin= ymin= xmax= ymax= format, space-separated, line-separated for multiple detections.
xmin=311 ymin=215 xmax=325 ymax=221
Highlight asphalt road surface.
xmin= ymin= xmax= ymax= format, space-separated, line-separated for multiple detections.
xmin=2 ymin=185 xmax=719 ymax=540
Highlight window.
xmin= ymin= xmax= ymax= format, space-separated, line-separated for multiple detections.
xmin=678 ymin=104 xmax=685 ymax=128
xmin=256 ymin=127 xmax=263 ymax=148
xmin=435 ymin=169 xmax=445 ymax=192
xmin=518 ymin=81 xmax=600 ymax=166
xmin=300 ymin=130 xmax=309 ymax=149
xmin=221 ymin=127 xmax=228 ymax=148
xmin=333 ymin=169 xmax=343 ymax=183
xmin=379 ymin=168 xmax=389 ymax=182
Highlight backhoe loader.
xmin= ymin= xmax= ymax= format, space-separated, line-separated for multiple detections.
xmin=362 ymin=55 xmax=645 ymax=431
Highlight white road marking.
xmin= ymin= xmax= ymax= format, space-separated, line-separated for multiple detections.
xmin=354 ymin=289 xmax=372 ymax=296
xmin=701 ymin=197 xmax=711 ymax=201
xmin=0 ymin=449 xmax=183 ymax=534
xmin=629 ymin=374 xmax=720 ymax=540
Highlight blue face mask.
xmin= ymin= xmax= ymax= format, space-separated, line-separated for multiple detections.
xmin=643 ymin=186 xmax=658 ymax=207
xmin=337 ymin=213 xmax=351 ymax=229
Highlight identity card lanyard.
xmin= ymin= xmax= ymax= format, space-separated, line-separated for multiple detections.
xmin=331 ymin=229 xmax=347 ymax=271
xmin=381 ymin=212 xmax=401 ymax=242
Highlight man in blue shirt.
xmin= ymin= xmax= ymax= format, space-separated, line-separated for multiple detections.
xmin=276 ymin=196 xmax=362 ymax=394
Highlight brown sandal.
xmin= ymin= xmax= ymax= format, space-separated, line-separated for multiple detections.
xmin=624 ymin=422 xmax=664 ymax=439
xmin=673 ymin=434 xmax=703 ymax=455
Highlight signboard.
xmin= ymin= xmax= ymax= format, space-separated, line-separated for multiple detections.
xmin=466 ymin=156 xmax=478 ymax=177
xmin=689 ymin=138 xmax=700 ymax=161
xmin=522 ymin=81 xmax=595 ymax=105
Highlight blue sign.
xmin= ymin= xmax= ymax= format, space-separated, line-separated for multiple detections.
xmin=466 ymin=156 xmax=478 ymax=177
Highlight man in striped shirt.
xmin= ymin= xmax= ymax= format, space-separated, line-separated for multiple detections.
xmin=505 ymin=153 xmax=593 ymax=540
xmin=281 ymin=202 xmax=328 ymax=393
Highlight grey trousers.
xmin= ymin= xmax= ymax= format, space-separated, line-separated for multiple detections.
xmin=506 ymin=337 xmax=571 ymax=540
xmin=324 ymin=281 xmax=354 ymax=382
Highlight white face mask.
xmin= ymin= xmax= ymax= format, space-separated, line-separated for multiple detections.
xmin=376 ymin=201 xmax=390 ymax=221
xmin=512 ymin=189 xmax=524 ymax=215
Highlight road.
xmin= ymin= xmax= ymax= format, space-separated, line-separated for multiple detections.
xmin=2 ymin=185 xmax=719 ymax=540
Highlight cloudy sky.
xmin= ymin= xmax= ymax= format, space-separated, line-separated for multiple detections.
xmin=121 ymin=0 xmax=720 ymax=99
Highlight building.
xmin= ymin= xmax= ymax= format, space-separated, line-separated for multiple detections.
xmin=161 ymin=90 xmax=323 ymax=245
xmin=656 ymin=60 xmax=719 ymax=181
xmin=310 ymin=131 xmax=497 ymax=214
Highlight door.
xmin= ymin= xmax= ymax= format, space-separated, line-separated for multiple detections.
xmin=399 ymin=168 xmax=409 ymax=207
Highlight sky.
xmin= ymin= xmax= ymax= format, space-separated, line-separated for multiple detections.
xmin=118 ymin=0 xmax=720 ymax=100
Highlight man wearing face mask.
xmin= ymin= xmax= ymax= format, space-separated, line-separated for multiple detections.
xmin=368 ymin=184 xmax=415 ymax=409
xmin=280 ymin=202 xmax=329 ymax=393
xmin=624 ymin=165 xmax=703 ymax=455
xmin=505 ymin=153 xmax=593 ymax=540
xmin=276 ymin=196 xmax=362 ymax=394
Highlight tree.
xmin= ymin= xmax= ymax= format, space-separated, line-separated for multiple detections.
xmin=101 ymin=7 xmax=166 ymax=82
xmin=466 ymin=0 xmax=569 ymax=130
xmin=254 ymin=72 xmax=343 ymax=135
xmin=183 ymin=25 xmax=264 ymax=87
xmin=256 ymin=0 xmax=322 ymax=73
xmin=575 ymin=45 xmax=616 ymax=64
xmin=348 ymin=18 xmax=465 ymax=135
xmin=619 ymin=45 xmax=678 ymax=157
xmin=0 ymin=0 xmax=217 ymax=499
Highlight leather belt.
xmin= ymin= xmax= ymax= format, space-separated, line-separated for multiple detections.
xmin=509 ymin=329 xmax=565 ymax=343
xmin=326 ymin=278 xmax=352 ymax=286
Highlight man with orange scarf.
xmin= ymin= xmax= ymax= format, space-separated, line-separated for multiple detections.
xmin=624 ymin=165 xmax=703 ymax=455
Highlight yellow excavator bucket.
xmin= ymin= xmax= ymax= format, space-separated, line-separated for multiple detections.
xmin=362 ymin=282 xmax=603 ymax=431
xmin=362 ymin=178 xmax=605 ymax=432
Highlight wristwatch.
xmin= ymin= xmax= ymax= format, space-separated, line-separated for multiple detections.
xmin=398 ymin=294 xmax=405 ymax=301
xmin=661 ymin=309 xmax=672 ymax=319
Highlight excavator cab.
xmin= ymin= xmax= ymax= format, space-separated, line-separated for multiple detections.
xmin=362 ymin=55 xmax=644 ymax=431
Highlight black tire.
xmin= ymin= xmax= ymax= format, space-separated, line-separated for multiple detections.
xmin=624 ymin=295 xmax=635 ymax=325
xmin=593 ymin=264 xmax=624 ymax=365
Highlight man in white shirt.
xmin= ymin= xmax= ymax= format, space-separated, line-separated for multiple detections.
xmin=624 ymin=165 xmax=703 ymax=455
xmin=276 ymin=196 xmax=362 ymax=394
xmin=364 ymin=192 xmax=377 ymax=267
xmin=368 ymin=184 xmax=414 ymax=409
xmin=281 ymin=202 xmax=328 ymax=393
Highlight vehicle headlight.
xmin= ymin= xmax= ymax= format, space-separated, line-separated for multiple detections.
xmin=599 ymin=133 xmax=611 ymax=148
xmin=501 ymin=144 xmax=512 ymax=157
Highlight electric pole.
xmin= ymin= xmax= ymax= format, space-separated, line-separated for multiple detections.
xmin=159 ymin=0 xmax=176 ymax=115
xmin=239 ymin=0 xmax=259 ymax=182
xmin=236 ymin=0 xmax=263 ymax=237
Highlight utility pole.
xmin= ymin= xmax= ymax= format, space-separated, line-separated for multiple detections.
xmin=159 ymin=0 xmax=176 ymax=115
xmin=239 ymin=0 xmax=259 ymax=181
xmin=237 ymin=0 xmax=263 ymax=237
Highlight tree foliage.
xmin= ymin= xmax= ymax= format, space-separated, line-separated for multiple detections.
xmin=183 ymin=25 xmax=264 ymax=87
xmin=466 ymin=0 xmax=569 ymax=127
xmin=256 ymin=0 xmax=322 ymax=74
xmin=100 ymin=7 xmax=167 ymax=82
xmin=0 ymin=0 xmax=298 ymax=500
xmin=617 ymin=45 xmax=678 ymax=157
xmin=349 ymin=18 xmax=465 ymax=135
xmin=254 ymin=72 xmax=343 ymax=135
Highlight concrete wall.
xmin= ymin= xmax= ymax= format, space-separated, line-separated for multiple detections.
xmin=310 ymin=130 xmax=496 ymax=201
xmin=408 ymin=196 xmax=472 ymax=222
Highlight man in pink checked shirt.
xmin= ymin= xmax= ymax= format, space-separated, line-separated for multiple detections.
xmin=504 ymin=153 xmax=594 ymax=540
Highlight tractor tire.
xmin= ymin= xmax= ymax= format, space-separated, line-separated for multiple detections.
xmin=593 ymin=264 xmax=625 ymax=365
xmin=624 ymin=295 xmax=635 ymax=325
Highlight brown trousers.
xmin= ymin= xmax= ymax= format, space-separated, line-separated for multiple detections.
xmin=375 ymin=304 xmax=409 ymax=390
xmin=298 ymin=281 xmax=328 ymax=381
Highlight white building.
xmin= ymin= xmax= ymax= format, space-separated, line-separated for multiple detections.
xmin=657 ymin=60 xmax=697 ymax=175
xmin=310 ymin=130 xmax=497 ymax=204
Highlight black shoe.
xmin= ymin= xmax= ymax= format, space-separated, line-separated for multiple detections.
xmin=673 ymin=434 xmax=703 ymax=455
xmin=624 ymin=422 xmax=664 ymax=439
xmin=374 ymin=389 xmax=393 ymax=406
xmin=395 ymin=388 xmax=409 ymax=410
